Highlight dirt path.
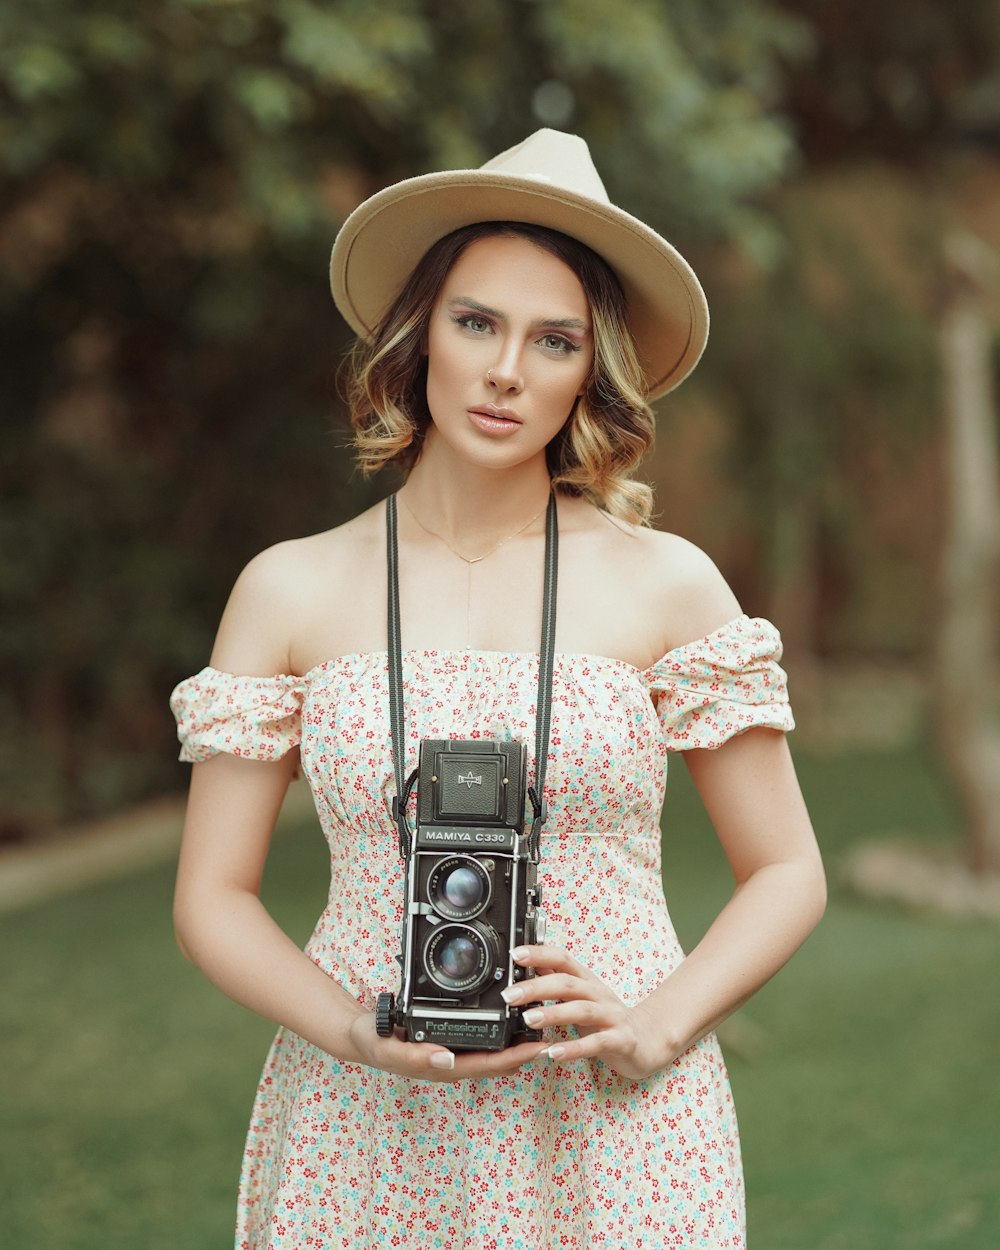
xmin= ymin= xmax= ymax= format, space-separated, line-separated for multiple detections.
xmin=0 ymin=784 xmax=316 ymax=915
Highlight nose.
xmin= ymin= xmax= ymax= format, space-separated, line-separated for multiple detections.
xmin=486 ymin=351 xmax=523 ymax=394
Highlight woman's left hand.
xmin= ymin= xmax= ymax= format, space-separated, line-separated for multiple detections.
xmin=504 ymin=944 xmax=676 ymax=1081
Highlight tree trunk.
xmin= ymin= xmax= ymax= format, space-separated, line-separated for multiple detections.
xmin=935 ymin=232 xmax=1000 ymax=874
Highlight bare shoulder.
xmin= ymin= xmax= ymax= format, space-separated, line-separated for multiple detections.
xmin=569 ymin=500 xmax=743 ymax=655
xmin=639 ymin=526 xmax=743 ymax=649
xmin=254 ymin=502 xmax=384 ymax=584
xmin=209 ymin=501 xmax=386 ymax=676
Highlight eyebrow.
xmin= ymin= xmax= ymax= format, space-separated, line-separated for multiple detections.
xmin=447 ymin=296 xmax=590 ymax=333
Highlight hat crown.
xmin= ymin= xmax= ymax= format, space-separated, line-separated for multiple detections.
xmin=480 ymin=129 xmax=611 ymax=207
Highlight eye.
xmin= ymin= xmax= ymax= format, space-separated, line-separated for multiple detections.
xmin=538 ymin=333 xmax=578 ymax=355
xmin=454 ymin=313 xmax=492 ymax=335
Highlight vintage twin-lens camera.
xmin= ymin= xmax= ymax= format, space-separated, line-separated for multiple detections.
xmin=375 ymin=738 xmax=547 ymax=1051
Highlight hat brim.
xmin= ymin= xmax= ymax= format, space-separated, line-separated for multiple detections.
xmin=330 ymin=169 xmax=708 ymax=401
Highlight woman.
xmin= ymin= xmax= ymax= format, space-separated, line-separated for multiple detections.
xmin=171 ymin=129 xmax=825 ymax=1249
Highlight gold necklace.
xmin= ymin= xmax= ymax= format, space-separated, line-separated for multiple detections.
xmin=400 ymin=493 xmax=549 ymax=564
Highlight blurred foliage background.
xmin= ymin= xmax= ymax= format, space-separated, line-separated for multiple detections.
xmin=1 ymin=0 xmax=999 ymax=843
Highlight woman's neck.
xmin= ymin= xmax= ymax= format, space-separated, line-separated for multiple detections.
xmin=399 ymin=440 xmax=553 ymax=554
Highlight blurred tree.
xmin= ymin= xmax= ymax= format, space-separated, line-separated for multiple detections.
xmin=775 ymin=0 xmax=1000 ymax=165
xmin=710 ymin=1 xmax=1000 ymax=879
xmin=688 ymin=0 xmax=1000 ymax=664
xmin=689 ymin=172 xmax=940 ymax=661
xmin=935 ymin=233 xmax=1000 ymax=873
xmin=0 ymin=0 xmax=809 ymax=838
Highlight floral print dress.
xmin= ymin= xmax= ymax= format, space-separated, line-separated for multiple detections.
xmin=171 ymin=614 xmax=793 ymax=1250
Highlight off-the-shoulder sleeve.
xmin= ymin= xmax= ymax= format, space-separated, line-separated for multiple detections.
xmin=644 ymin=615 xmax=794 ymax=750
xmin=170 ymin=667 xmax=306 ymax=763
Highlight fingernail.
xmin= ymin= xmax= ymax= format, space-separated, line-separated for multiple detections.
xmin=522 ymin=1008 xmax=544 ymax=1026
xmin=501 ymin=986 xmax=523 ymax=1004
xmin=511 ymin=946 xmax=530 ymax=962
xmin=430 ymin=1052 xmax=455 ymax=1070
xmin=546 ymin=1045 xmax=566 ymax=1061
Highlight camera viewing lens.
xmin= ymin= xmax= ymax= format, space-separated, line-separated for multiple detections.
xmin=422 ymin=921 xmax=502 ymax=994
xmin=427 ymin=856 xmax=492 ymax=920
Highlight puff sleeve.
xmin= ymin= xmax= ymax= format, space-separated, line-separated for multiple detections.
xmin=170 ymin=667 xmax=306 ymax=763
xmin=645 ymin=615 xmax=794 ymax=750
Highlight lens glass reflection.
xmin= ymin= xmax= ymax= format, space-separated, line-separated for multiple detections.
xmin=442 ymin=866 xmax=483 ymax=910
xmin=437 ymin=934 xmax=478 ymax=980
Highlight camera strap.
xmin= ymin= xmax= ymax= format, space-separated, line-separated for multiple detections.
xmin=386 ymin=491 xmax=558 ymax=862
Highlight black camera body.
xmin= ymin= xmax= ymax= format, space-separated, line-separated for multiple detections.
xmin=376 ymin=738 xmax=547 ymax=1051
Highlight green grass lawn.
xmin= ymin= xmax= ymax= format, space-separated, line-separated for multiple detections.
xmin=2 ymin=741 xmax=997 ymax=1248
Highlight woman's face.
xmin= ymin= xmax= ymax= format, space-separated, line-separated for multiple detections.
xmin=423 ymin=235 xmax=594 ymax=471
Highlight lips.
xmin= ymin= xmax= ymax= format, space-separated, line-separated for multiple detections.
xmin=472 ymin=403 xmax=521 ymax=423
xmin=468 ymin=403 xmax=522 ymax=436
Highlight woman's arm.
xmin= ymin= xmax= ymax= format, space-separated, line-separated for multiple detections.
xmin=174 ymin=750 xmax=371 ymax=1052
xmin=175 ymin=744 xmax=552 ymax=1079
xmin=173 ymin=544 xmax=373 ymax=1059
xmin=506 ymin=727 xmax=826 ymax=1079
xmin=505 ymin=727 xmax=825 ymax=1078
xmin=173 ymin=545 xmax=549 ymax=1079
xmin=648 ymin=727 xmax=826 ymax=1053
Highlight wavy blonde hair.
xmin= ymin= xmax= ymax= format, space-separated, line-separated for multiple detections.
xmin=344 ymin=222 xmax=656 ymax=525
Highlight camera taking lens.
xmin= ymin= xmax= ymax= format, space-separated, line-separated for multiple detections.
xmin=422 ymin=920 xmax=503 ymax=993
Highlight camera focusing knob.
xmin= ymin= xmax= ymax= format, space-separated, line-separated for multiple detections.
xmin=375 ymin=992 xmax=396 ymax=1038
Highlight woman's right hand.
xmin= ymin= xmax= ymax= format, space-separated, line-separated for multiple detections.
xmin=346 ymin=1012 xmax=549 ymax=1082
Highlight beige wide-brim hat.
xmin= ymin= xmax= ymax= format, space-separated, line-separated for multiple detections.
xmin=329 ymin=129 xmax=708 ymax=400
